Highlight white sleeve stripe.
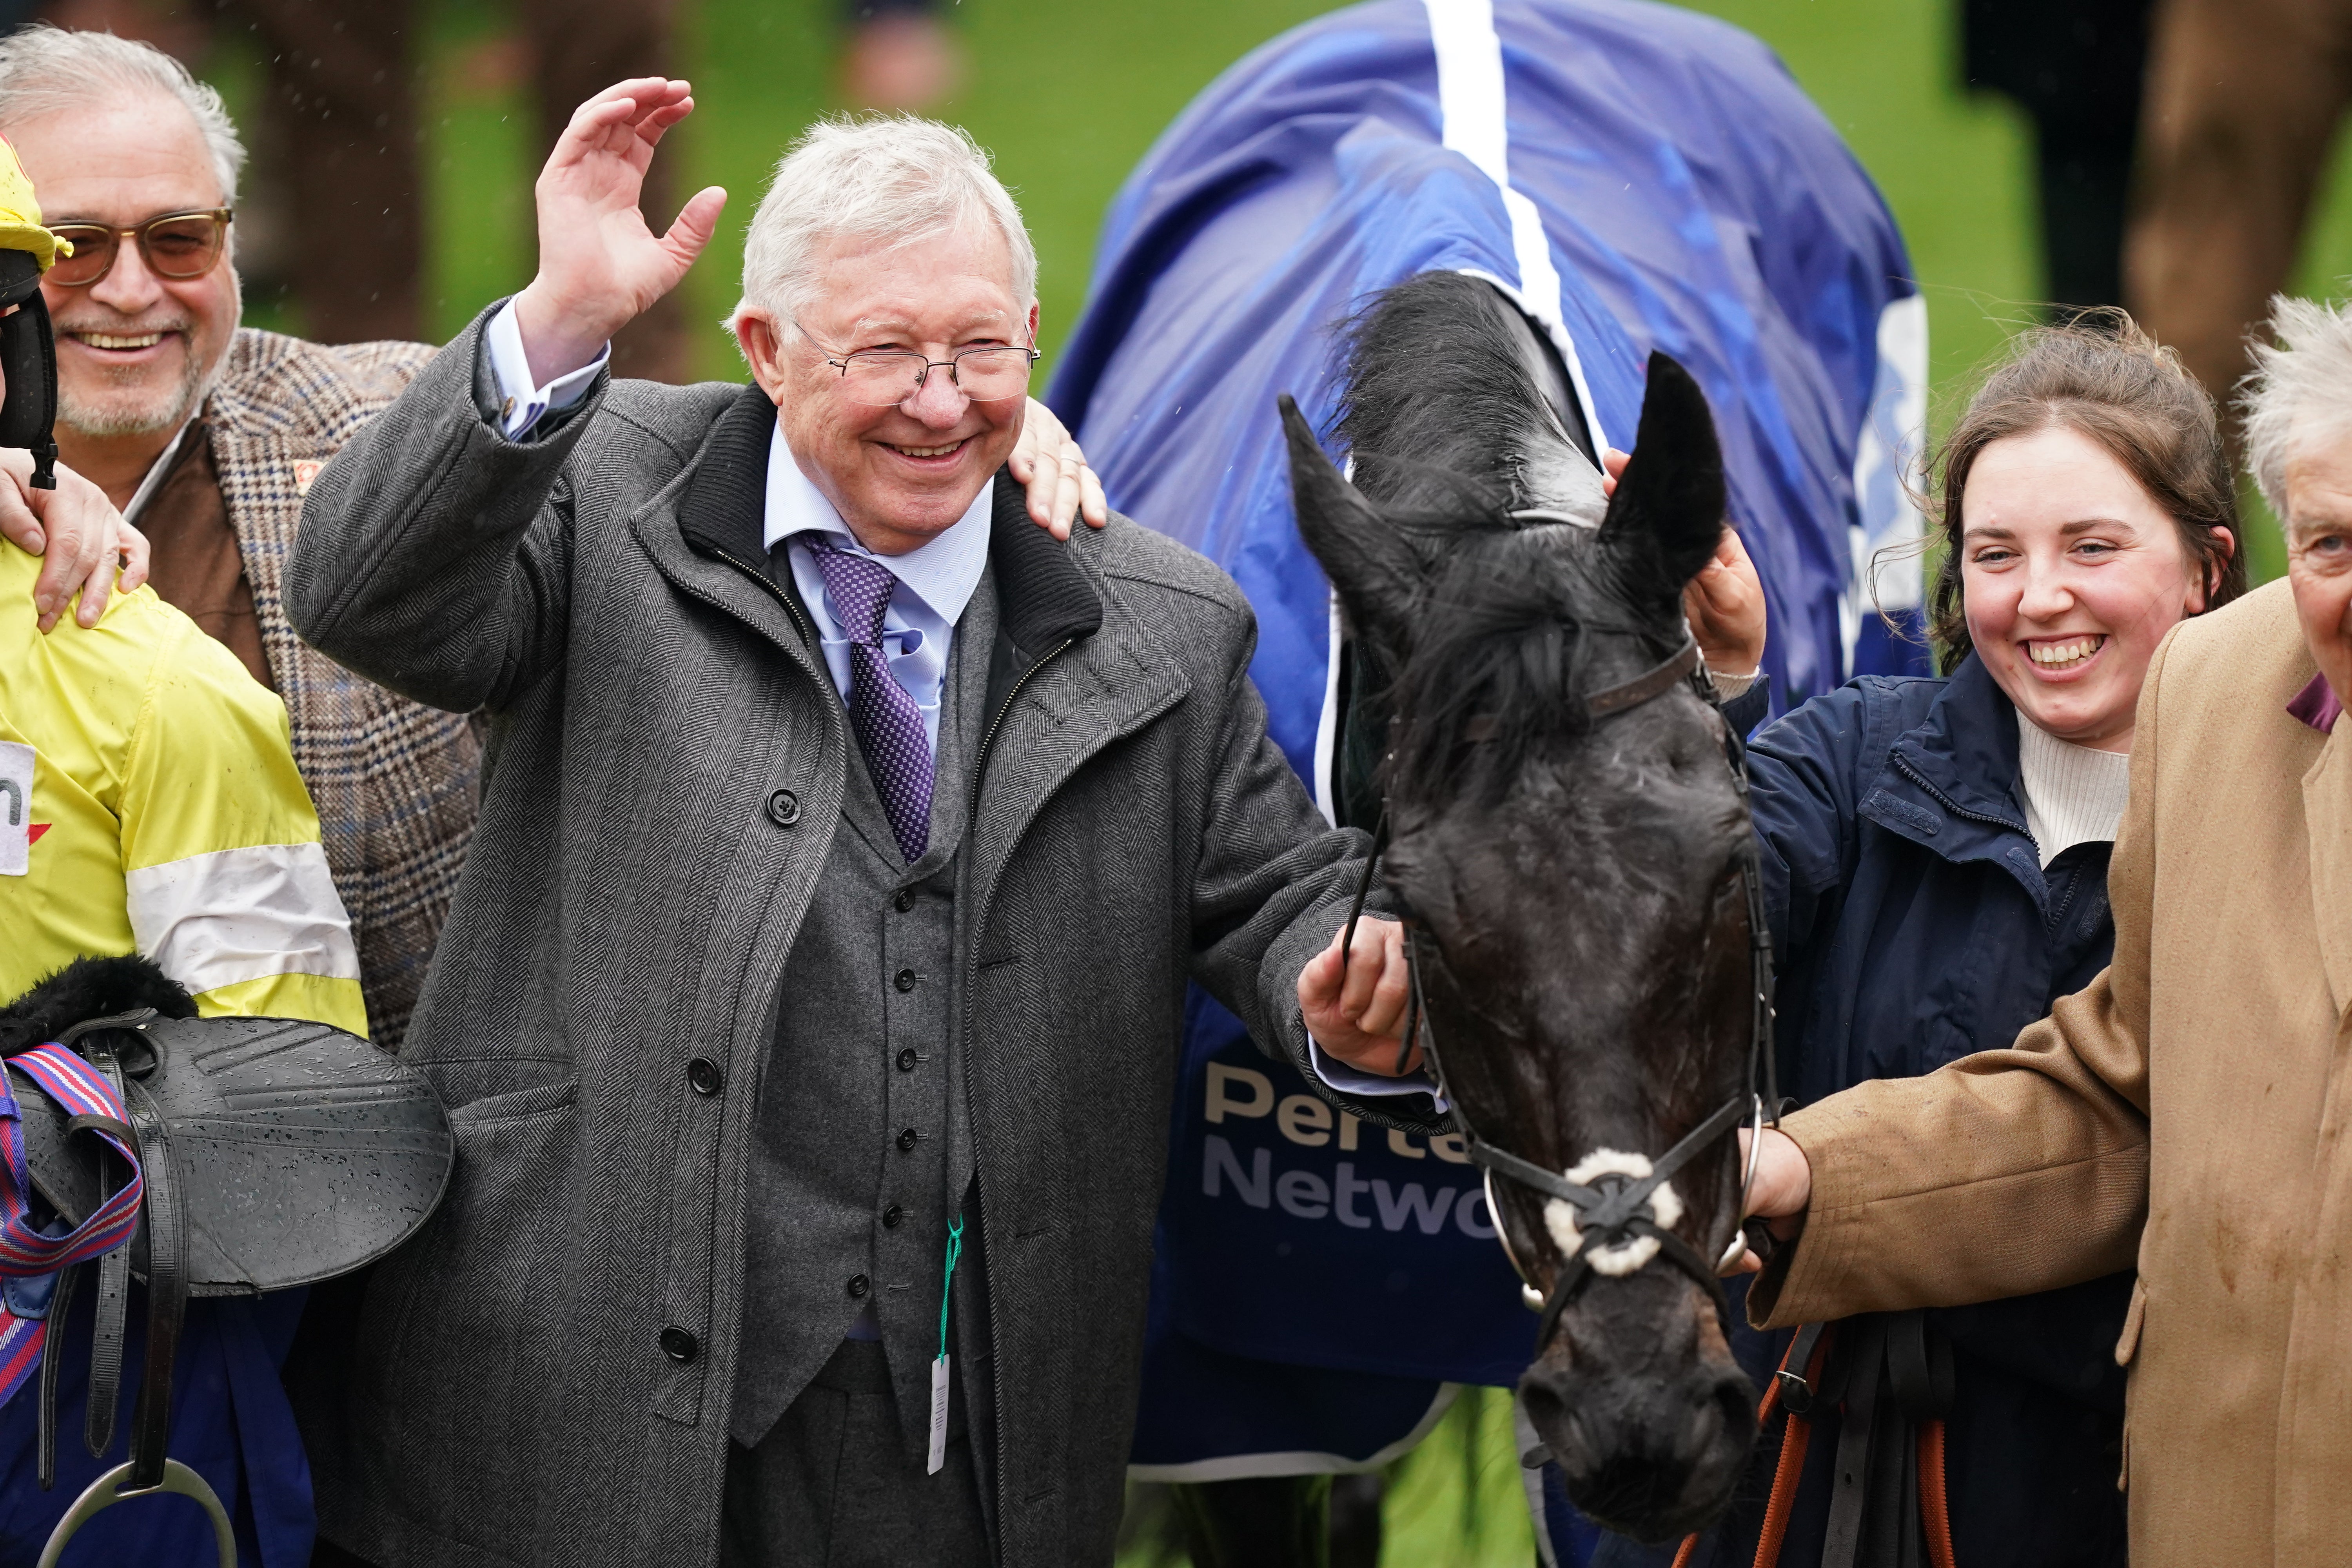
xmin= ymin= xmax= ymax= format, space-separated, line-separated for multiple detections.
xmin=125 ymin=841 xmax=361 ymax=996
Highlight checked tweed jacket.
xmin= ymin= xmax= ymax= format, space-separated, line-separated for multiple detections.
xmin=209 ymin=327 xmax=477 ymax=1049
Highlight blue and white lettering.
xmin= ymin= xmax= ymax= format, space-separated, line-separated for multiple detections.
xmin=1202 ymin=1134 xmax=1270 ymax=1208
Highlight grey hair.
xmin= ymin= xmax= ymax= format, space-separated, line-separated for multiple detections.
xmin=2241 ymin=294 xmax=2352 ymax=519
xmin=0 ymin=26 xmax=246 ymax=203
xmin=733 ymin=115 xmax=1036 ymax=333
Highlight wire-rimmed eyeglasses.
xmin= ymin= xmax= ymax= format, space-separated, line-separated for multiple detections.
xmin=795 ymin=319 xmax=1040 ymax=407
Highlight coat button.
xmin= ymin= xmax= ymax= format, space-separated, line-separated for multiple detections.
xmin=897 ymin=1127 xmax=918 ymax=1151
xmin=883 ymin=1204 xmax=904 ymax=1228
xmin=686 ymin=1057 xmax=722 ymax=1096
xmin=848 ymin=1273 xmax=871 ymax=1298
xmin=897 ymin=1048 xmax=917 ymax=1073
xmin=766 ymin=789 xmax=801 ymax=827
xmin=659 ymin=1325 xmax=698 ymax=1363
xmin=894 ymin=968 xmax=917 ymax=993
xmin=893 ymin=888 xmax=914 ymax=913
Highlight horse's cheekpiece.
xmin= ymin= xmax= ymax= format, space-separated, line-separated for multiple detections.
xmin=1338 ymin=618 xmax=1778 ymax=1355
xmin=0 ymin=961 xmax=454 ymax=1568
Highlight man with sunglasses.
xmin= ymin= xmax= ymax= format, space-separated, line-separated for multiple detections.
xmin=285 ymin=82 xmax=1419 ymax=1568
xmin=0 ymin=27 xmax=1105 ymax=1054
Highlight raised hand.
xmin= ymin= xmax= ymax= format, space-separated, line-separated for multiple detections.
xmin=512 ymin=78 xmax=728 ymax=386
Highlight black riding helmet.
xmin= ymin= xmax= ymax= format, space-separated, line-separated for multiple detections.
xmin=0 ymin=137 xmax=65 ymax=489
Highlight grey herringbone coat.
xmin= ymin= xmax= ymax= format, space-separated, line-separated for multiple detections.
xmin=210 ymin=328 xmax=474 ymax=1048
xmin=284 ymin=312 xmax=1399 ymax=1567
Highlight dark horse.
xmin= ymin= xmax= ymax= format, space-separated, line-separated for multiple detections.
xmin=1283 ymin=271 xmax=1760 ymax=1541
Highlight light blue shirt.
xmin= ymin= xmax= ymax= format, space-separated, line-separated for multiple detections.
xmin=484 ymin=300 xmax=991 ymax=759
xmin=764 ymin=425 xmax=992 ymax=757
xmin=483 ymin=299 xmax=607 ymax=438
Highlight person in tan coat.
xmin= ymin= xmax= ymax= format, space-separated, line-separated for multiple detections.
xmin=1740 ymin=291 xmax=2352 ymax=1564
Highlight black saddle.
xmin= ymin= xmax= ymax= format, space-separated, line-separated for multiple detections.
xmin=1 ymin=957 xmax=453 ymax=1566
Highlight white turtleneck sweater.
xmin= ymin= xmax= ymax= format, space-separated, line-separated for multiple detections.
xmin=2015 ymin=712 xmax=2132 ymax=868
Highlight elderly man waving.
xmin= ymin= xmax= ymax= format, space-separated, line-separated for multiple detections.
xmin=0 ymin=29 xmax=1099 ymax=1053
xmin=285 ymin=82 xmax=1416 ymax=1568
xmin=1737 ymin=292 xmax=2352 ymax=1566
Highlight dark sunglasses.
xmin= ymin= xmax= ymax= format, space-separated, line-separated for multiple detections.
xmin=45 ymin=209 xmax=232 ymax=287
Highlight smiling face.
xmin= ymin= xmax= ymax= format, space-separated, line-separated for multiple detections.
xmin=736 ymin=223 xmax=1034 ymax=556
xmin=1959 ymin=425 xmax=2220 ymax=752
xmin=8 ymin=95 xmax=237 ymax=447
xmin=2283 ymin=436 xmax=2352 ymax=709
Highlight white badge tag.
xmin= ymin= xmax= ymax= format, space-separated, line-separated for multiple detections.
xmin=927 ymin=1353 xmax=951 ymax=1474
xmin=0 ymin=741 xmax=33 ymax=877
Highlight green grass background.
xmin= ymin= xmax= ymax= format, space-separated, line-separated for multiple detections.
xmin=219 ymin=0 xmax=2352 ymax=573
xmin=230 ymin=0 xmax=2352 ymax=392
xmin=197 ymin=2 xmax=2352 ymax=1558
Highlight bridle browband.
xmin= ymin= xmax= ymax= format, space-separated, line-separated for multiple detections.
xmin=1335 ymin=626 xmax=1779 ymax=1348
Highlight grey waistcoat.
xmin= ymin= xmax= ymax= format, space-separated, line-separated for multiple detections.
xmin=732 ymin=566 xmax=996 ymax=1454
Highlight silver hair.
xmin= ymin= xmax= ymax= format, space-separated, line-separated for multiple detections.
xmin=733 ymin=115 xmax=1036 ymax=334
xmin=0 ymin=25 xmax=246 ymax=204
xmin=2241 ymin=294 xmax=2352 ymax=520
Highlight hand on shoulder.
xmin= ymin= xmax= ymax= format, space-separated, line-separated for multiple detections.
xmin=0 ymin=452 xmax=148 ymax=633
xmin=1008 ymin=399 xmax=1108 ymax=538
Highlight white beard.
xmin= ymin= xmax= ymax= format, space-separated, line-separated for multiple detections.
xmin=58 ymin=351 xmax=210 ymax=438
xmin=56 ymin=264 xmax=241 ymax=439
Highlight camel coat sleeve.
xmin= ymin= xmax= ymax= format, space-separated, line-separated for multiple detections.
xmin=1746 ymin=649 xmax=2165 ymax=1328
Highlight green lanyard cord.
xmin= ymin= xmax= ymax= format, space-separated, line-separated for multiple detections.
xmin=936 ymin=1214 xmax=964 ymax=1362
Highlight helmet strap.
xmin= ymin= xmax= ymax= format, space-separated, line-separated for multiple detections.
xmin=0 ymin=288 xmax=60 ymax=489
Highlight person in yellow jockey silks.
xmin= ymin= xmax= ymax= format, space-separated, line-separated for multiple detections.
xmin=0 ymin=533 xmax=370 ymax=1028
xmin=0 ymin=132 xmax=361 ymax=1568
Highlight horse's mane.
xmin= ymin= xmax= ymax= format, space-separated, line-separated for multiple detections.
xmin=1334 ymin=270 xmax=1560 ymax=514
xmin=1330 ymin=272 xmax=1648 ymax=806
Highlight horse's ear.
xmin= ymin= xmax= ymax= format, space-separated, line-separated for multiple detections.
xmin=1598 ymin=354 xmax=1726 ymax=616
xmin=1282 ymin=393 xmax=1421 ymax=654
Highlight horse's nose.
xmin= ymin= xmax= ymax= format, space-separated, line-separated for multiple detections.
xmin=1519 ymin=1357 xmax=1757 ymax=1544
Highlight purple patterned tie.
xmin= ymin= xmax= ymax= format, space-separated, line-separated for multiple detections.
xmin=799 ymin=534 xmax=933 ymax=861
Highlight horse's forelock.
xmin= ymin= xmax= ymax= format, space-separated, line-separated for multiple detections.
xmin=1384 ymin=525 xmax=1623 ymax=806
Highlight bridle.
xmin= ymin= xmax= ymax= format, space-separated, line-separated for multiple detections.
xmin=1335 ymin=623 xmax=1779 ymax=1349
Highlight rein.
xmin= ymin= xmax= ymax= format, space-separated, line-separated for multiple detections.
xmin=1334 ymin=629 xmax=1779 ymax=1345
